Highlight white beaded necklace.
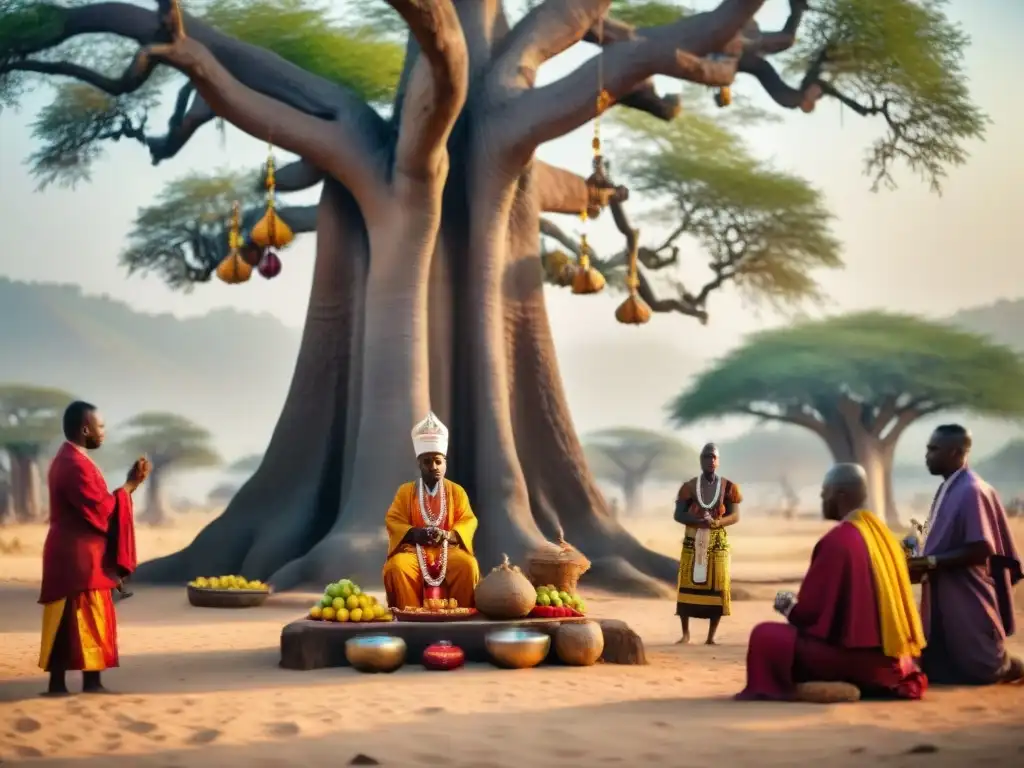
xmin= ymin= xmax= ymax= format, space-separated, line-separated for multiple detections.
xmin=415 ymin=478 xmax=448 ymax=587
xmin=695 ymin=474 xmax=722 ymax=510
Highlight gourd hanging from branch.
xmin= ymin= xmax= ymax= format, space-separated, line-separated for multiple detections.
xmin=615 ymin=236 xmax=652 ymax=326
xmin=570 ymin=18 xmax=611 ymax=297
xmin=216 ymin=201 xmax=253 ymax=285
xmin=250 ymin=143 xmax=295 ymax=251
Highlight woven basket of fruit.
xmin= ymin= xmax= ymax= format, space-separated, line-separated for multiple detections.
xmin=526 ymin=527 xmax=590 ymax=594
xmin=187 ymin=575 xmax=271 ymax=608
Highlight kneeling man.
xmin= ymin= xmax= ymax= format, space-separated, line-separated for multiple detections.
xmin=737 ymin=463 xmax=928 ymax=701
xmin=382 ymin=412 xmax=480 ymax=609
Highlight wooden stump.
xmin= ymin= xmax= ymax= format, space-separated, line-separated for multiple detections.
xmin=793 ymin=681 xmax=861 ymax=704
xmin=280 ymin=616 xmax=646 ymax=670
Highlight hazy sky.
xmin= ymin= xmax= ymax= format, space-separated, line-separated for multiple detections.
xmin=1 ymin=0 xmax=1021 ymax=445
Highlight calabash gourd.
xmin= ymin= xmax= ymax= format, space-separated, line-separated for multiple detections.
xmin=554 ymin=621 xmax=604 ymax=666
xmin=474 ymin=554 xmax=537 ymax=619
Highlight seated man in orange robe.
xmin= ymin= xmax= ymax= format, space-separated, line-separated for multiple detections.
xmin=737 ymin=463 xmax=928 ymax=701
xmin=383 ymin=412 xmax=480 ymax=609
xmin=39 ymin=401 xmax=150 ymax=696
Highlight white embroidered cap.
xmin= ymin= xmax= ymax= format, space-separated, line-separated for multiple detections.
xmin=411 ymin=411 xmax=448 ymax=457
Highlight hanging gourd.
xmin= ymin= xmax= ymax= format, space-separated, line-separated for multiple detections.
xmin=216 ymin=201 xmax=253 ymax=285
xmin=258 ymin=250 xmax=282 ymax=279
xmin=250 ymin=144 xmax=295 ymax=250
xmin=240 ymin=241 xmax=264 ymax=267
xmin=714 ymin=86 xmax=732 ymax=108
xmin=570 ymin=18 xmax=610 ymax=297
xmin=615 ymin=236 xmax=652 ymax=325
xmin=571 ymin=212 xmax=606 ymax=295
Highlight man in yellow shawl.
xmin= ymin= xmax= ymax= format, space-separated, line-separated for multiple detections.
xmin=382 ymin=412 xmax=480 ymax=609
xmin=737 ymin=463 xmax=928 ymax=701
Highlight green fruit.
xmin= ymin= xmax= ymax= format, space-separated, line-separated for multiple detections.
xmin=558 ymin=591 xmax=571 ymax=604
xmin=537 ymin=593 xmax=551 ymax=607
xmin=320 ymin=594 xmax=334 ymax=607
xmin=326 ymin=583 xmax=342 ymax=598
xmin=576 ymin=600 xmax=586 ymax=612
xmin=339 ymin=584 xmax=353 ymax=599
xmin=352 ymin=584 xmax=362 ymax=596
xmin=339 ymin=579 xmax=352 ymax=587
xmin=550 ymin=596 xmax=563 ymax=608
xmin=536 ymin=585 xmax=549 ymax=595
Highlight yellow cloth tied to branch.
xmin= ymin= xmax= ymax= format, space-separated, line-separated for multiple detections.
xmin=848 ymin=509 xmax=926 ymax=659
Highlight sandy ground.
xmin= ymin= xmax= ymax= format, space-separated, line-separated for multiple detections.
xmin=0 ymin=515 xmax=1022 ymax=767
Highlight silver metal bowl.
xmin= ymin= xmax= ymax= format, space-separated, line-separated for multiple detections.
xmin=345 ymin=635 xmax=407 ymax=673
xmin=484 ymin=628 xmax=551 ymax=669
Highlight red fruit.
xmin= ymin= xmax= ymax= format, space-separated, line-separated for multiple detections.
xmin=258 ymin=250 xmax=282 ymax=278
xmin=240 ymin=243 xmax=264 ymax=267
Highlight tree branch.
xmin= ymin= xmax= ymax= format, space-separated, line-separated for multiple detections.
xmin=741 ymin=404 xmax=828 ymax=438
xmin=141 ymin=2 xmax=387 ymax=212
xmin=10 ymin=2 xmax=389 ymax=208
xmin=145 ymin=83 xmax=214 ymax=165
xmin=0 ymin=51 xmax=155 ymax=96
xmin=265 ymin=159 xmax=326 ymax=193
xmin=491 ymin=0 xmax=610 ymax=91
xmin=534 ymin=160 xmax=622 ymax=216
xmin=506 ymin=0 xmax=763 ymax=153
xmin=390 ymin=0 xmax=468 ymax=180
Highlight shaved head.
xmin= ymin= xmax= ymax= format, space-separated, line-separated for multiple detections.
xmin=699 ymin=442 xmax=719 ymax=477
xmin=821 ymin=463 xmax=868 ymax=521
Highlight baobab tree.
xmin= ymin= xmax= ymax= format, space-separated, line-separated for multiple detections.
xmin=0 ymin=0 xmax=986 ymax=589
xmin=118 ymin=412 xmax=222 ymax=526
xmin=669 ymin=313 xmax=1024 ymax=525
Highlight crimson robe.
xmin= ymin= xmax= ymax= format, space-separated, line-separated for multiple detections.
xmin=736 ymin=521 xmax=927 ymax=701
xmin=39 ymin=443 xmax=137 ymax=605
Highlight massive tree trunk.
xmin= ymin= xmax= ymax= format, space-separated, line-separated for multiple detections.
xmin=9 ymin=453 xmax=44 ymax=524
xmin=621 ymin=472 xmax=643 ymax=517
xmin=140 ymin=466 xmax=170 ymax=526
xmin=126 ymin=0 xmax=764 ymax=595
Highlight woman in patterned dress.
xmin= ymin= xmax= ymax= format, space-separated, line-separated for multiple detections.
xmin=673 ymin=443 xmax=742 ymax=645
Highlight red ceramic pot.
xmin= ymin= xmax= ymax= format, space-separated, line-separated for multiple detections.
xmin=423 ymin=585 xmax=448 ymax=601
xmin=422 ymin=641 xmax=464 ymax=671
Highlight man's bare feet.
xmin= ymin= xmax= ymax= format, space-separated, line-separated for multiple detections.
xmin=676 ymin=634 xmax=691 ymax=645
xmin=705 ymin=638 xmax=717 ymax=646
xmin=40 ymin=689 xmax=73 ymax=698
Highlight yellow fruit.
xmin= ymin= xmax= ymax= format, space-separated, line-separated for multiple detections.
xmin=362 ymin=608 xmax=376 ymax=622
xmin=336 ymin=608 xmax=350 ymax=622
xmin=449 ymin=598 xmax=458 ymax=609
xmin=349 ymin=608 xmax=363 ymax=622
xmin=310 ymin=605 xmax=323 ymax=620
xmin=195 ymin=577 xmax=209 ymax=588
xmin=332 ymin=597 xmax=346 ymax=611
xmin=382 ymin=612 xmax=394 ymax=622
xmin=339 ymin=584 xmax=353 ymax=599
xmin=208 ymin=577 xmax=221 ymax=589
xmin=372 ymin=604 xmax=385 ymax=619
xmin=346 ymin=595 xmax=360 ymax=610
xmin=321 ymin=606 xmax=336 ymax=621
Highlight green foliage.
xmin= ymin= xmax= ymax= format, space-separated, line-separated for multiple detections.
xmin=669 ymin=312 xmax=1024 ymax=426
xmin=0 ymin=383 xmax=73 ymax=454
xmin=612 ymin=106 xmax=842 ymax=310
xmin=584 ymin=427 xmax=698 ymax=483
xmin=120 ymin=169 xmax=263 ymax=291
xmin=2 ymin=0 xmax=402 ymax=187
xmin=202 ymin=0 xmax=402 ymax=102
xmin=785 ymin=0 xmax=987 ymax=192
xmin=609 ymin=1 xmax=689 ymax=28
xmin=119 ymin=411 xmax=222 ymax=471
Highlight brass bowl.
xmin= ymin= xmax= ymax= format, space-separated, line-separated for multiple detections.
xmin=485 ymin=628 xmax=551 ymax=669
xmin=345 ymin=635 xmax=407 ymax=673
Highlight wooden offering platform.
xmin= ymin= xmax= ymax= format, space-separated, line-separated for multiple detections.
xmin=279 ymin=616 xmax=645 ymax=670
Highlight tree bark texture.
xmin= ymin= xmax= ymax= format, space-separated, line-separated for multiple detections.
xmin=8 ymin=453 xmax=44 ymax=524
xmin=140 ymin=466 xmax=169 ymax=526
xmin=58 ymin=0 xmax=780 ymax=593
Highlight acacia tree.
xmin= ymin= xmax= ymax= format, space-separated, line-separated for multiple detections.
xmin=118 ymin=412 xmax=222 ymax=525
xmin=668 ymin=313 xmax=1024 ymax=525
xmin=0 ymin=0 xmax=986 ymax=589
xmin=584 ymin=428 xmax=697 ymax=516
xmin=0 ymin=384 xmax=72 ymax=523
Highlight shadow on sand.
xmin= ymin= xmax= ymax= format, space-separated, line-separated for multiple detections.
xmin=5 ymin=695 xmax=1022 ymax=767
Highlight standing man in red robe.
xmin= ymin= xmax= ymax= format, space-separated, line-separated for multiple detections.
xmin=38 ymin=401 xmax=150 ymax=696
xmin=736 ymin=463 xmax=928 ymax=701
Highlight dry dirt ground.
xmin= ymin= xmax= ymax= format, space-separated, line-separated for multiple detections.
xmin=0 ymin=514 xmax=1021 ymax=767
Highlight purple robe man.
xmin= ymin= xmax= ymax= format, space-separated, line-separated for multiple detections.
xmin=908 ymin=424 xmax=1023 ymax=685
